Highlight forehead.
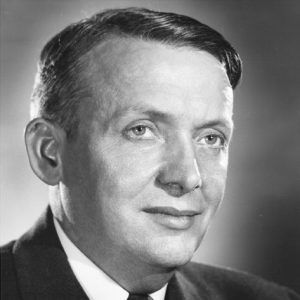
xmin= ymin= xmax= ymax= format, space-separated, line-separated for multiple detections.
xmin=79 ymin=38 xmax=233 ymax=127
xmin=85 ymin=37 xmax=229 ymax=86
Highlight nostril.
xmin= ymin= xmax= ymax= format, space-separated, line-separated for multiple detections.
xmin=155 ymin=179 xmax=201 ymax=198
xmin=165 ymin=183 xmax=185 ymax=197
xmin=193 ymin=184 xmax=200 ymax=191
xmin=155 ymin=179 xmax=185 ymax=197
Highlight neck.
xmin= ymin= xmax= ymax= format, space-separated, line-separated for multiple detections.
xmin=92 ymin=247 xmax=176 ymax=294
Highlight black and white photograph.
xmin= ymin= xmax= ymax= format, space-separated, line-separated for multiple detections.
xmin=1 ymin=0 xmax=299 ymax=299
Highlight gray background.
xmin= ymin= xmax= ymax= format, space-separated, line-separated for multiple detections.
xmin=1 ymin=0 xmax=299 ymax=293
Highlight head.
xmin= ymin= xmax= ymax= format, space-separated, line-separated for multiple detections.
xmin=25 ymin=7 xmax=241 ymax=288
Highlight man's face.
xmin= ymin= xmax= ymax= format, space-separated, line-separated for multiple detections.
xmin=61 ymin=39 xmax=233 ymax=270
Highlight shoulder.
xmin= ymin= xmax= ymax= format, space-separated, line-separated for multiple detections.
xmin=176 ymin=262 xmax=300 ymax=300
xmin=1 ymin=240 xmax=22 ymax=299
xmin=0 ymin=208 xmax=55 ymax=300
xmin=1 ymin=239 xmax=15 ymax=254
xmin=1 ymin=208 xmax=89 ymax=299
xmin=1 ymin=240 xmax=17 ymax=274
xmin=1 ymin=240 xmax=16 ymax=269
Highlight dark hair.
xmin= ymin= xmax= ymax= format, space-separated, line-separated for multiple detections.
xmin=31 ymin=7 xmax=242 ymax=138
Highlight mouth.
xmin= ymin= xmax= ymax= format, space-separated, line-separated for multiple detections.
xmin=143 ymin=206 xmax=201 ymax=230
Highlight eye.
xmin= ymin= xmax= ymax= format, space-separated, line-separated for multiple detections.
xmin=198 ymin=134 xmax=225 ymax=148
xmin=131 ymin=125 xmax=147 ymax=136
xmin=126 ymin=124 xmax=155 ymax=140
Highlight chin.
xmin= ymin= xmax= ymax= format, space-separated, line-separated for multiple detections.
xmin=144 ymin=237 xmax=200 ymax=269
xmin=150 ymin=250 xmax=195 ymax=270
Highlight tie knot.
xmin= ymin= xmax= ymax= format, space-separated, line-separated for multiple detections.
xmin=127 ymin=293 xmax=153 ymax=300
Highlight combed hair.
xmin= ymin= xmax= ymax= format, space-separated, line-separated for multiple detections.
xmin=31 ymin=7 xmax=242 ymax=138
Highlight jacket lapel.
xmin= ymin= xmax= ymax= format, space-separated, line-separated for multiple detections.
xmin=165 ymin=267 xmax=209 ymax=300
xmin=13 ymin=207 xmax=89 ymax=300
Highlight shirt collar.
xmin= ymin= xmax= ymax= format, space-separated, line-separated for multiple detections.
xmin=54 ymin=218 xmax=167 ymax=300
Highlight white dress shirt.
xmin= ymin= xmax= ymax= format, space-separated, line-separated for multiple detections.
xmin=54 ymin=218 xmax=167 ymax=300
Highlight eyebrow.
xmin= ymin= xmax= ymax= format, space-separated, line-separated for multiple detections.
xmin=196 ymin=119 xmax=234 ymax=138
xmin=196 ymin=120 xmax=234 ymax=131
xmin=111 ymin=104 xmax=176 ymax=123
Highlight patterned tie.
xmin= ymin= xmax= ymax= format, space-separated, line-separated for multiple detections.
xmin=127 ymin=294 xmax=153 ymax=300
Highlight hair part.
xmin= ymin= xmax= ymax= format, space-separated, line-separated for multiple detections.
xmin=31 ymin=7 xmax=242 ymax=139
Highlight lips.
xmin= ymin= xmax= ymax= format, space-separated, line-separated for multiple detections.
xmin=143 ymin=206 xmax=201 ymax=230
xmin=144 ymin=206 xmax=200 ymax=217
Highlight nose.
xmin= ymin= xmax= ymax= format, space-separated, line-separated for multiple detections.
xmin=156 ymin=135 xmax=202 ymax=197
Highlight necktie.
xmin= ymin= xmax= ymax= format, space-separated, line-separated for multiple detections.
xmin=127 ymin=294 xmax=153 ymax=300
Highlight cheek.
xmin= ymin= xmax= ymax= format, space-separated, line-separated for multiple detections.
xmin=94 ymin=144 xmax=164 ymax=200
xmin=199 ymin=150 xmax=228 ymax=206
xmin=87 ymin=144 xmax=164 ymax=241
xmin=62 ymin=141 xmax=97 ymax=201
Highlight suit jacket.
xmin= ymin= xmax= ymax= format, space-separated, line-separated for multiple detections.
xmin=1 ymin=207 xmax=299 ymax=300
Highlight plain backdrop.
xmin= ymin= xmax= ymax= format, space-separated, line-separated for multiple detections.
xmin=1 ymin=0 xmax=299 ymax=293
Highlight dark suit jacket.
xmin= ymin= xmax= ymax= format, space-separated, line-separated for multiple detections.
xmin=1 ymin=207 xmax=299 ymax=300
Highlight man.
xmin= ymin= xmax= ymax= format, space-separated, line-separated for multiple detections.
xmin=1 ymin=7 xmax=299 ymax=300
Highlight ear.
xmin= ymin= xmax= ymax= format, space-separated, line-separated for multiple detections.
xmin=25 ymin=118 xmax=66 ymax=185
